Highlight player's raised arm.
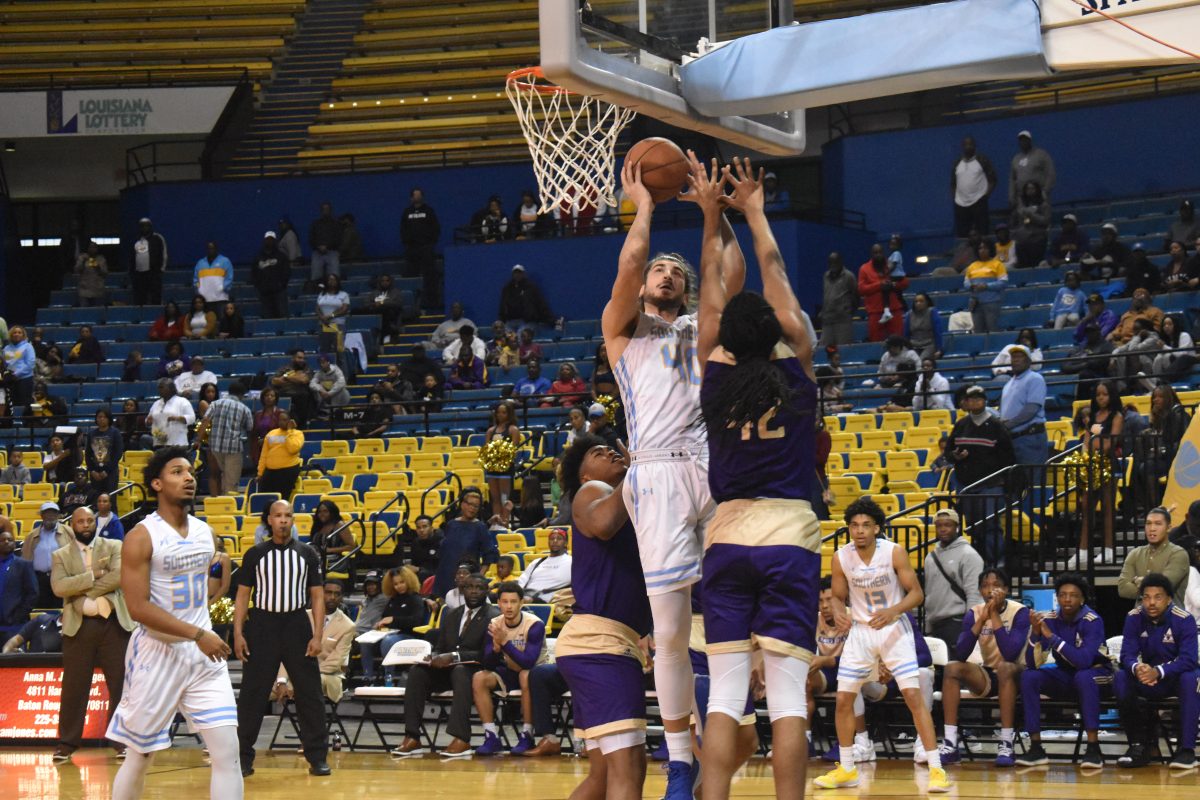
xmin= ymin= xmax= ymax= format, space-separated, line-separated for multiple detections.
xmin=121 ymin=525 xmax=230 ymax=660
xmin=722 ymin=158 xmax=813 ymax=372
xmin=869 ymin=543 xmax=926 ymax=629
xmin=718 ymin=213 xmax=746 ymax=297
xmin=602 ymin=160 xmax=654 ymax=357
xmin=573 ymin=479 xmax=629 ymax=541
xmin=677 ymin=151 xmax=728 ymax=366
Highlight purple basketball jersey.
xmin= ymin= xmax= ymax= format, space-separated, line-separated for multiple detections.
xmin=567 ymin=514 xmax=653 ymax=637
xmin=701 ymin=353 xmax=818 ymax=503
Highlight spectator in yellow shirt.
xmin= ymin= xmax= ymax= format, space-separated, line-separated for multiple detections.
xmin=963 ymin=241 xmax=1009 ymax=333
xmin=256 ymin=410 xmax=304 ymax=499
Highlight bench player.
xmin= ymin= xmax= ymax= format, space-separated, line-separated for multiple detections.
xmin=602 ymin=152 xmax=746 ymax=797
xmin=814 ymin=497 xmax=950 ymax=793
xmin=108 ymin=446 xmax=242 ymax=800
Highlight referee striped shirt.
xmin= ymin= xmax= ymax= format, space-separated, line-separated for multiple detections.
xmin=237 ymin=536 xmax=322 ymax=613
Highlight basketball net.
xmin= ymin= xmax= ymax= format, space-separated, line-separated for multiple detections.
xmin=506 ymin=67 xmax=637 ymax=213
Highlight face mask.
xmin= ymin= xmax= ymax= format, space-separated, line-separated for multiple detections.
xmin=970 ymin=410 xmax=990 ymax=425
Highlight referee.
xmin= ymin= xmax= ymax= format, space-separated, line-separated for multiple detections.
xmin=234 ymin=499 xmax=330 ymax=777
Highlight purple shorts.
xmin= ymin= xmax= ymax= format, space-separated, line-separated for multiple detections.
xmin=702 ymin=542 xmax=820 ymax=658
xmin=557 ymin=652 xmax=647 ymax=739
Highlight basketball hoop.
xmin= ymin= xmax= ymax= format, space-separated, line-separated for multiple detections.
xmin=506 ymin=66 xmax=637 ymax=213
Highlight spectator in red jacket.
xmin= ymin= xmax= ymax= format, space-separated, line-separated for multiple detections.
xmin=549 ymin=363 xmax=587 ymax=407
xmin=148 ymin=301 xmax=184 ymax=341
xmin=858 ymin=244 xmax=909 ymax=341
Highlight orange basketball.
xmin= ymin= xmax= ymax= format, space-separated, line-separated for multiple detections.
xmin=624 ymin=137 xmax=689 ymax=204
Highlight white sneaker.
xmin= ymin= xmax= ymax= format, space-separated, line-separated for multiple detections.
xmin=854 ymin=741 xmax=877 ymax=762
xmin=914 ymin=747 xmax=928 ymax=764
xmin=878 ymin=308 xmax=894 ymax=324
xmin=1097 ymin=547 xmax=1114 ymax=564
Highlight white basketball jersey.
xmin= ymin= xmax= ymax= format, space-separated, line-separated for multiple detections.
xmin=838 ymin=538 xmax=905 ymax=625
xmin=144 ymin=511 xmax=216 ymax=641
xmin=614 ymin=311 xmax=706 ymax=452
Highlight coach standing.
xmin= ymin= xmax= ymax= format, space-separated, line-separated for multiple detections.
xmin=234 ymin=499 xmax=330 ymax=778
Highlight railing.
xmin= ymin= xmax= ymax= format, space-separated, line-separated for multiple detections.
xmin=367 ymin=490 xmax=410 ymax=557
xmin=315 ymin=514 xmax=367 ymax=581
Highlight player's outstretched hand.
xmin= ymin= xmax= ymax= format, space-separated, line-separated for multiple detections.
xmin=621 ymin=159 xmax=653 ymax=210
xmin=720 ymin=157 xmax=765 ymax=215
xmin=232 ymin=633 xmax=249 ymax=662
xmin=676 ymin=151 xmax=724 ymax=213
xmin=867 ymin=607 xmax=900 ymax=630
xmin=199 ymin=629 xmax=232 ymax=661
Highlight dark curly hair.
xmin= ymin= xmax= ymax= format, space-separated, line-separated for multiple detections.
xmin=1054 ymin=571 xmax=1091 ymax=600
xmin=844 ymin=497 xmax=885 ymax=527
xmin=701 ymin=291 xmax=793 ymax=433
xmin=560 ymin=433 xmax=607 ymax=500
xmin=1140 ymin=572 xmax=1174 ymax=599
xmin=143 ymin=446 xmax=193 ymax=492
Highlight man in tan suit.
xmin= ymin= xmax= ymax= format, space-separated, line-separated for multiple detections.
xmin=50 ymin=507 xmax=135 ymax=762
xmin=274 ymin=579 xmax=356 ymax=704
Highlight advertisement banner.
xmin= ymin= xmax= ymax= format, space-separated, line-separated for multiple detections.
xmin=0 ymin=86 xmax=235 ymax=138
xmin=0 ymin=666 xmax=111 ymax=740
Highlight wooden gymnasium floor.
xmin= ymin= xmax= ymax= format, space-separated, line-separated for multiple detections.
xmin=5 ymin=747 xmax=1200 ymax=799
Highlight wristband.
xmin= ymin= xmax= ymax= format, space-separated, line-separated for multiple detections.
xmin=193 ymin=627 xmax=206 ymax=642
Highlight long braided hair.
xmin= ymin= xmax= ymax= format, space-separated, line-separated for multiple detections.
xmin=701 ymin=291 xmax=793 ymax=433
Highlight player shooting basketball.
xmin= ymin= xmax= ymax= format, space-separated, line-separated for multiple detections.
xmin=601 ymin=149 xmax=745 ymax=798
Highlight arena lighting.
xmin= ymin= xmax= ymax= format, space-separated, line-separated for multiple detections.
xmin=2 ymin=141 xmax=13 ymax=152
xmin=915 ymin=255 xmax=930 ymax=264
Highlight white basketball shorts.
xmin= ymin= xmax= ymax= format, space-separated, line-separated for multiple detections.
xmin=621 ymin=451 xmax=714 ymax=596
xmin=836 ymin=617 xmax=921 ymax=694
xmin=106 ymin=628 xmax=238 ymax=754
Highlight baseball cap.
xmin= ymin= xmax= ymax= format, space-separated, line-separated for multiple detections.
xmin=1017 ymin=130 xmax=1032 ymax=139
xmin=40 ymin=501 xmax=60 ymax=513
xmin=263 ymin=230 xmax=277 ymax=239
xmin=964 ymin=385 xmax=987 ymax=399
xmin=1086 ymin=292 xmax=1104 ymax=304
xmin=934 ymin=508 xmax=960 ymax=523
xmin=587 ymin=402 xmax=606 ymax=419
xmin=138 ymin=217 xmax=152 ymax=224
xmin=1062 ymin=213 xmax=1077 ymax=222
xmin=764 ymin=171 xmax=777 ymax=180
xmin=1007 ymin=344 xmax=1031 ymax=358
xmin=363 ymin=570 xmax=382 ymax=585
xmin=1101 ymin=222 xmax=1118 ymax=234
xmin=511 ymin=264 xmax=526 ymax=273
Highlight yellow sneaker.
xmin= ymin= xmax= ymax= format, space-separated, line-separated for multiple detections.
xmin=814 ymin=764 xmax=859 ymax=789
xmin=927 ymin=766 xmax=952 ymax=793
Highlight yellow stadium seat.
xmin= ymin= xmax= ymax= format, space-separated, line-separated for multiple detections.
xmin=207 ymin=516 xmax=238 ymax=537
xmin=886 ymin=451 xmax=922 ymax=484
xmin=299 ymin=478 xmax=334 ymax=495
xmin=319 ymin=441 xmax=350 ymax=457
xmin=917 ymin=410 xmax=953 ymax=431
xmin=859 ymin=430 xmax=898 ymax=453
xmin=375 ymin=472 xmax=412 ymax=491
xmin=825 ymin=455 xmax=846 ymax=477
xmin=880 ymin=411 xmax=914 ymax=431
xmin=889 ymin=481 xmax=920 ymax=495
xmin=902 ymin=427 xmax=942 ymax=450
xmin=239 ymin=536 xmax=257 ymax=552
xmin=19 ymin=451 xmax=44 ymax=469
xmin=371 ymin=454 xmax=408 ymax=472
xmin=820 ymin=521 xmax=843 ymax=540
xmin=332 ymin=455 xmax=369 ymax=476
xmin=420 ymin=436 xmax=454 ymax=453
xmin=204 ymin=496 xmax=239 ymax=515
xmin=321 ymin=492 xmax=360 ymax=513
xmin=1046 ymin=419 xmax=1073 ymax=450
xmin=841 ymin=414 xmax=876 ymax=434
xmin=363 ymin=491 xmax=394 ymax=511
xmin=22 ymin=484 xmax=56 ymax=502
xmin=829 ymin=433 xmax=857 ymax=454
xmin=354 ymin=438 xmax=385 ymax=456
xmin=869 ymin=494 xmax=901 ymax=518
xmin=823 ymin=415 xmax=842 ymax=431
xmin=847 ymin=452 xmax=882 ymax=473
xmin=0 ymin=485 xmax=15 ymax=504
xmin=900 ymin=492 xmax=932 ymax=510
xmin=413 ymin=606 xmax=442 ymax=636
xmin=413 ymin=469 xmax=448 ymax=489
xmin=456 ymin=468 xmax=485 ymax=488
xmin=387 ymin=438 xmax=419 ymax=454
xmin=496 ymin=533 xmax=527 ymax=555
xmin=827 ymin=476 xmax=864 ymax=509
xmin=407 ymin=453 xmax=445 ymax=471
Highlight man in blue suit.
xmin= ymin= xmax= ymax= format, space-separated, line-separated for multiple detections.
xmin=0 ymin=529 xmax=38 ymax=637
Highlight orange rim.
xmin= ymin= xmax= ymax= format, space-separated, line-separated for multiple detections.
xmin=506 ymin=66 xmax=575 ymax=96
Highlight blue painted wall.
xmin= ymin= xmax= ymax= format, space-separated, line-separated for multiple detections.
xmin=120 ymin=162 xmax=539 ymax=267
xmin=0 ymin=195 xmax=8 ymax=317
xmin=823 ymin=92 xmax=1200 ymax=238
xmin=443 ymin=218 xmax=876 ymax=322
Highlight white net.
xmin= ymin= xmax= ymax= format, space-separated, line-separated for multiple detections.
xmin=506 ymin=67 xmax=637 ymax=213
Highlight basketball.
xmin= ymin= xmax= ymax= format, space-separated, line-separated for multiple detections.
xmin=624 ymin=137 xmax=690 ymax=204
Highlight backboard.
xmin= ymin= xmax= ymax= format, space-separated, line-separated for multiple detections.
xmin=538 ymin=0 xmax=806 ymax=155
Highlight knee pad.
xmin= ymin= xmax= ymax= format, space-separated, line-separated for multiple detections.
xmin=649 ymin=590 xmax=692 ymax=657
xmin=852 ymin=692 xmax=865 ymax=716
xmin=706 ymin=651 xmax=752 ymax=722
xmin=763 ymin=652 xmax=809 ymax=722
xmin=861 ymin=681 xmax=887 ymax=703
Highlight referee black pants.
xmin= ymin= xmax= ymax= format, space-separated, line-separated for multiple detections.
xmin=237 ymin=609 xmax=327 ymax=766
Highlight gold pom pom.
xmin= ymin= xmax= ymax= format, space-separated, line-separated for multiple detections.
xmin=1061 ymin=449 xmax=1113 ymax=490
xmin=209 ymin=597 xmax=235 ymax=626
xmin=479 ymin=438 xmax=518 ymax=473
xmin=595 ymin=394 xmax=621 ymax=426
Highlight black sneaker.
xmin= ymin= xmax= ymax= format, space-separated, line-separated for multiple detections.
xmin=1080 ymin=743 xmax=1104 ymax=768
xmin=1015 ymin=744 xmax=1049 ymax=766
xmin=1117 ymin=743 xmax=1149 ymax=768
xmin=1169 ymin=748 xmax=1196 ymax=770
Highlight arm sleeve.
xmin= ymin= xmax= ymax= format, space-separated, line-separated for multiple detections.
xmin=236 ymin=549 xmax=260 ymax=588
xmin=501 ymin=621 xmax=545 ymax=670
xmin=857 ymin=266 xmax=880 ymax=297
xmin=1050 ymin=616 xmax=1104 ymax=669
xmin=994 ymin=606 xmax=1030 ymax=662
xmin=395 ymin=595 xmax=426 ymax=632
xmin=180 ymin=400 xmax=196 ymax=426
xmin=955 ymin=610 xmax=979 ymax=661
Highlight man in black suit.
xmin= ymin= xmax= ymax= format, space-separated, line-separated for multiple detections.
xmin=0 ymin=530 xmax=38 ymax=639
xmin=390 ymin=573 xmax=498 ymax=758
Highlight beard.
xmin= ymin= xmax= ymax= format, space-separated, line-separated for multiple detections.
xmin=74 ymin=530 xmax=96 ymax=545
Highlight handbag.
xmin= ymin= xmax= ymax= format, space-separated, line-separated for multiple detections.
xmin=927 ymin=550 xmax=968 ymax=603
